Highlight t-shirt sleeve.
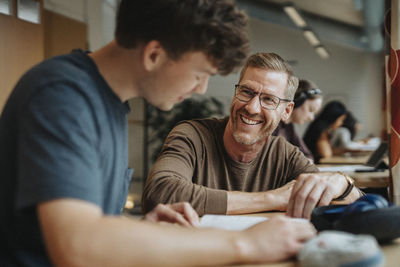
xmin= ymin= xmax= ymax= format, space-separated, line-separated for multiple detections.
xmin=16 ymin=83 xmax=102 ymax=210
xmin=142 ymin=122 xmax=227 ymax=216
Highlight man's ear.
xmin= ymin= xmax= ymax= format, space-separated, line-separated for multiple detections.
xmin=281 ymin=101 xmax=294 ymax=122
xmin=142 ymin=40 xmax=167 ymax=71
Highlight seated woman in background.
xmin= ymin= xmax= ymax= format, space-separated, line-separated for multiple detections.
xmin=303 ymin=100 xmax=347 ymax=162
xmin=330 ymin=111 xmax=380 ymax=152
xmin=273 ymin=79 xmax=323 ymax=162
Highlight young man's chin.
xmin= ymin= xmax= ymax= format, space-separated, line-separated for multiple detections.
xmin=158 ymin=102 xmax=174 ymax=111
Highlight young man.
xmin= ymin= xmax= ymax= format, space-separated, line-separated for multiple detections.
xmin=143 ymin=52 xmax=363 ymax=218
xmin=0 ymin=1 xmax=316 ymax=266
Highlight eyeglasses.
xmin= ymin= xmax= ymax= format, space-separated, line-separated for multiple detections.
xmin=234 ymin=84 xmax=292 ymax=110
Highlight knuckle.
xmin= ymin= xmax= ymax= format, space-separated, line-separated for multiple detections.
xmin=285 ymin=241 xmax=298 ymax=253
xmin=322 ymin=179 xmax=330 ymax=186
xmin=325 ymin=183 xmax=335 ymax=192
xmin=297 ymin=174 xmax=306 ymax=181
xmin=319 ymin=199 xmax=330 ymax=207
xmin=155 ymin=203 xmax=165 ymax=210
xmin=296 ymin=192 xmax=307 ymax=202
xmin=307 ymin=194 xmax=319 ymax=204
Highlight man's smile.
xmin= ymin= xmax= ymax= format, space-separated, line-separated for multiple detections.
xmin=239 ymin=114 xmax=263 ymax=125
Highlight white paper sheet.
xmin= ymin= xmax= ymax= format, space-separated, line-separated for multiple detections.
xmin=199 ymin=215 xmax=268 ymax=231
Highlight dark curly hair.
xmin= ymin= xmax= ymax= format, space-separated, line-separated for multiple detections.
xmin=115 ymin=0 xmax=250 ymax=75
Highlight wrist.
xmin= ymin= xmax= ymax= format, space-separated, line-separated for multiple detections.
xmin=333 ymin=172 xmax=354 ymax=201
xmin=263 ymin=190 xmax=286 ymax=211
xmin=232 ymin=232 xmax=253 ymax=264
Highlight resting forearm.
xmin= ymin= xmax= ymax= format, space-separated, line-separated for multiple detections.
xmin=227 ymin=191 xmax=286 ymax=214
xmin=55 ymin=216 xmax=245 ymax=267
xmin=142 ymin=175 xmax=195 ymax=212
xmin=143 ymin=175 xmax=227 ymax=215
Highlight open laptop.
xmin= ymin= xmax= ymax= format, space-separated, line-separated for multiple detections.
xmin=317 ymin=142 xmax=388 ymax=173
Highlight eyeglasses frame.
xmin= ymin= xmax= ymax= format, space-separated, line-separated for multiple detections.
xmin=234 ymin=84 xmax=293 ymax=110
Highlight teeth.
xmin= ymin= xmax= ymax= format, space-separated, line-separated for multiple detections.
xmin=241 ymin=115 xmax=260 ymax=125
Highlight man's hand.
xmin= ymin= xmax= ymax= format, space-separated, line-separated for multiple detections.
xmin=239 ymin=216 xmax=316 ymax=263
xmin=286 ymin=172 xmax=349 ymax=219
xmin=144 ymin=202 xmax=200 ymax=227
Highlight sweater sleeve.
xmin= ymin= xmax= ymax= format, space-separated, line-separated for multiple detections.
xmin=142 ymin=122 xmax=227 ymax=216
xmin=282 ymin=138 xmax=319 ymax=181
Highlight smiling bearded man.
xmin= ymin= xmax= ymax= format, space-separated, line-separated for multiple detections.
xmin=229 ymin=66 xmax=291 ymax=146
xmin=143 ymin=52 xmax=363 ymax=219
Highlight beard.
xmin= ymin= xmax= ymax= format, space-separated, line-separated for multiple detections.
xmin=230 ymin=105 xmax=280 ymax=145
xmin=232 ymin=131 xmax=267 ymax=145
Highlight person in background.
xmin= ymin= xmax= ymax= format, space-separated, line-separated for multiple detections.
xmin=330 ymin=111 xmax=380 ymax=152
xmin=273 ymin=79 xmax=323 ymax=162
xmin=330 ymin=111 xmax=360 ymax=150
xmin=0 ymin=1 xmax=317 ymax=266
xmin=303 ymin=100 xmax=347 ymax=161
xmin=143 ymin=53 xmax=362 ymax=220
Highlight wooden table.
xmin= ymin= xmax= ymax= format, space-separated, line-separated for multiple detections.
xmin=351 ymin=170 xmax=390 ymax=188
xmin=316 ymin=164 xmax=390 ymax=188
xmin=236 ymin=213 xmax=400 ymax=267
xmin=319 ymin=154 xmax=371 ymax=165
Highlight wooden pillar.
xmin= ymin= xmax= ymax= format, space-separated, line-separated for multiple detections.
xmin=0 ymin=0 xmax=44 ymax=112
xmin=387 ymin=0 xmax=400 ymax=204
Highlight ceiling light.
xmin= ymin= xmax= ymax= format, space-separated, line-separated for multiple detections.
xmin=303 ymin=30 xmax=321 ymax=46
xmin=315 ymin=46 xmax=330 ymax=59
xmin=283 ymin=5 xmax=307 ymax=28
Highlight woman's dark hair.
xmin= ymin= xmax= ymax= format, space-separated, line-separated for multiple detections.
xmin=293 ymin=79 xmax=322 ymax=109
xmin=303 ymin=101 xmax=347 ymax=161
xmin=115 ymin=0 xmax=250 ymax=75
xmin=342 ymin=111 xmax=358 ymax=140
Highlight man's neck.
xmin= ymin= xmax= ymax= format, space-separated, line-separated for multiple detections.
xmin=222 ymin=123 xmax=267 ymax=163
xmin=89 ymin=41 xmax=142 ymax=102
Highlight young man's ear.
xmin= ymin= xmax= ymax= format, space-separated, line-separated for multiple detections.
xmin=142 ymin=40 xmax=167 ymax=71
xmin=281 ymin=101 xmax=294 ymax=122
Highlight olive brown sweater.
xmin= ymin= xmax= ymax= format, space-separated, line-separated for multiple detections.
xmin=142 ymin=117 xmax=318 ymax=216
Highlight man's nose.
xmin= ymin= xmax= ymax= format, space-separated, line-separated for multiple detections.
xmin=244 ymin=95 xmax=262 ymax=114
xmin=195 ymin=76 xmax=210 ymax=95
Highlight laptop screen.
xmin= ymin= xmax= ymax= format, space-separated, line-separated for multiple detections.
xmin=366 ymin=142 xmax=388 ymax=167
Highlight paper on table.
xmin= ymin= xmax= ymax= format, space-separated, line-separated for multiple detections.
xmin=199 ymin=214 xmax=268 ymax=231
xmin=317 ymin=165 xmax=376 ymax=173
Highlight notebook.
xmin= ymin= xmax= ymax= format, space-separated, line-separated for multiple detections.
xmin=317 ymin=142 xmax=388 ymax=173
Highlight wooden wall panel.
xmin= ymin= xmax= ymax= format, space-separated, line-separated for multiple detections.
xmin=43 ymin=9 xmax=87 ymax=59
xmin=0 ymin=0 xmax=44 ymax=112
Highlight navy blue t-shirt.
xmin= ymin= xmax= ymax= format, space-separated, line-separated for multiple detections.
xmin=0 ymin=50 xmax=133 ymax=266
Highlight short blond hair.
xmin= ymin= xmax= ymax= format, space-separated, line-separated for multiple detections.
xmin=239 ymin=53 xmax=298 ymax=99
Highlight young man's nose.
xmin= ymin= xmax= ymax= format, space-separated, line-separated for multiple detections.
xmin=195 ymin=76 xmax=209 ymax=95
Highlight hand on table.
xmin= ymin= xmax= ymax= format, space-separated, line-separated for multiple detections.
xmin=240 ymin=216 xmax=316 ymax=263
xmin=144 ymin=202 xmax=199 ymax=227
xmin=286 ymin=172 xmax=347 ymax=219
